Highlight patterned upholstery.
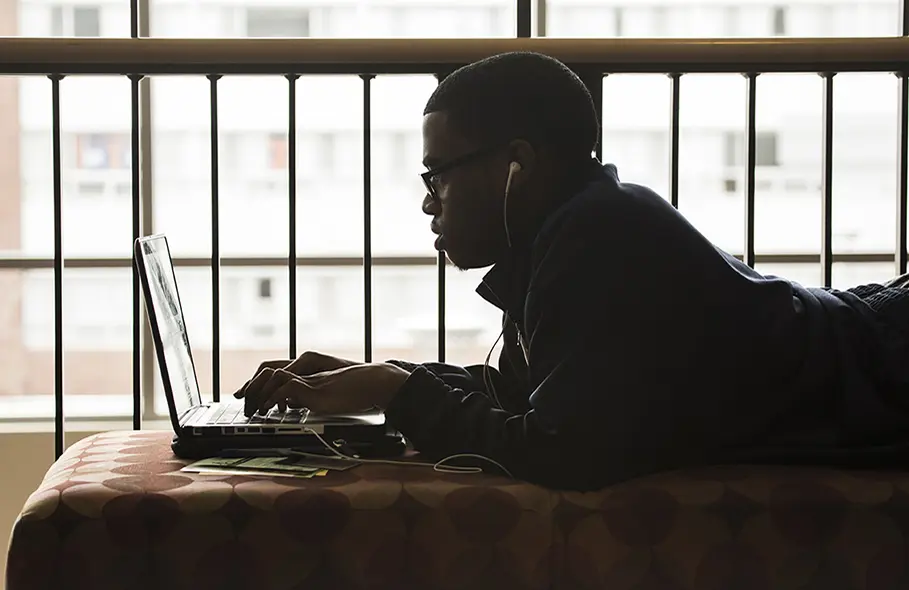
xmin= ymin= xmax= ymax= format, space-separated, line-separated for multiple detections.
xmin=7 ymin=430 xmax=909 ymax=590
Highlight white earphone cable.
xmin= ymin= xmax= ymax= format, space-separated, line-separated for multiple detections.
xmin=300 ymin=427 xmax=514 ymax=479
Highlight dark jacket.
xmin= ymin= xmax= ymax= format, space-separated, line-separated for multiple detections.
xmin=386 ymin=164 xmax=909 ymax=491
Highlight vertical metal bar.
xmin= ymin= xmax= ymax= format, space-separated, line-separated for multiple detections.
xmin=437 ymin=251 xmax=446 ymax=362
xmin=287 ymin=74 xmax=299 ymax=359
xmin=821 ymin=72 xmax=835 ymax=288
xmin=898 ymin=0 xmax=909 ymax=275
xmin=129 ymin=74 xmax=142 ymax=430
xmin=669 ymin=73 xmax=681 ymax=208
xmin=50 ymin=74 xmax=65 ymax=459
xmin=902 ymin=0 xmax=909 ymax=36
xmin=898 ymin=74 xmax=909 ymax=276
xmin=744 ymin=73 xmax=758 ymax=269
xmin=129 ymin=0 xmax=141 ymax=430
xmin=361 ymin=74 xmax=374 ymax=362
xmin=130 ymin=0 xmax=138 ymax=37
xmin=517 ymin=0 xmax=531 ymax=37
xmin=208 ymin=74 xmax=222 ymax=400
xmin=433 ymin=72 xmax=447 ymax=363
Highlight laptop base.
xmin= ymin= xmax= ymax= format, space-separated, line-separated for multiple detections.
xmin=171 ymin=430 xmax=407 ymax=460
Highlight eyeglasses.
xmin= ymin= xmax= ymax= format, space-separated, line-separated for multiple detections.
xmin=420 ymin=145 xmax=500 ymax=201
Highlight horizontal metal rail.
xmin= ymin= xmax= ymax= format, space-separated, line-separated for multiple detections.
xmin=1 ymin=37 xmax=909 ymax=75
xmin=0 ymin=253 xmax=902 ymax=271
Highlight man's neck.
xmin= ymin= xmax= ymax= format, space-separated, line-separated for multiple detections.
xmin=508 ymin=159 xmax=602 ymax=251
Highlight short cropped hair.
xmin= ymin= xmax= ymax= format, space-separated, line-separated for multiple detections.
xmin=424 ymin=52 xmax=599 ymax=165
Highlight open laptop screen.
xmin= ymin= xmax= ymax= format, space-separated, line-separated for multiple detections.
xmin=138 ymin=236 xmax=202 ymax=419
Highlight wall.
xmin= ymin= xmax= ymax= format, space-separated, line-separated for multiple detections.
xmin=0 ymin=428 xmax=117 ymax=590
xmin=0 ymin=0 xmax=23 ymax=409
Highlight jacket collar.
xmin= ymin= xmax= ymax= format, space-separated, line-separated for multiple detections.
xmin=474 ymin=161 xmax=613 ymax=319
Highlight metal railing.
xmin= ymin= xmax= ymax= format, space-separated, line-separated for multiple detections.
xmin=1 ymin=5 xmax=909 ymax=459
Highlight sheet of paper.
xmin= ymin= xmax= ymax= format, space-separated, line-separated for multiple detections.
xmin=184 ymin=466 xmax=327 ymax=479
xmin=181 ymin=456 xmax=334 ymax=479
xmin=286 ymin=453 xmax=360 ymax=471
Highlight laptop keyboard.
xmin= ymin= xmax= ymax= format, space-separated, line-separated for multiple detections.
xmin=206 ymin=404 xmax=308 ymax=425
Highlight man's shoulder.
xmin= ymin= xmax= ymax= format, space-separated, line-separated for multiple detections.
xmin=531 ymin=176 xmax=668 ymax=268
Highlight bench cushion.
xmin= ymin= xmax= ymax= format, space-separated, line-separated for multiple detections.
xmin=7 ymin=430 xmax=909 ymax=590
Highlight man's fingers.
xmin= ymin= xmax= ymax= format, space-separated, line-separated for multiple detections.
xmin=234 ymin=360 xmax=290 ymax=399
xmin=257 ymin=369 xmax=298 ymax=415
xmin=264 ymin=378 xmax=313 ymax=416
xmin=243 ymin=367 xmax=277 ymax=415
xmin=247 ymin=367 xmax=275 ymax=395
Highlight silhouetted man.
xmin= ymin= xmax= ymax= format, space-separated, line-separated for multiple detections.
xmin=236 ymin=52 xmax=909 ymax=491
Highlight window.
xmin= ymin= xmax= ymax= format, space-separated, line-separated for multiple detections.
xmin=723 ymin=131 xmax=780 ymax=168
xmin=75 ymin=134 xmax=130 ymax=169
xmin=772 ymin=6 xmax=787 ymax=36
xmin=9 ymin=0 xmax=901 ymax=425
xmin=257 ymin=278 xmax=272 ymax=299
xmin=51 ymin=5 xmax=101 ymax=37
xmin=246 ymin=8 xmax=309 ymax=37
xmin=77 ymin=181 xmax=105 ymax=197
xmin=267 ymin=133 xmax=287 ymax=170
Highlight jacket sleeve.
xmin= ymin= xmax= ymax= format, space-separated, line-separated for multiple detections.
xmin=387 ymin=315 xmax=531 ymax=415
xmin=383 ymin=314 xmax=680 ymax=490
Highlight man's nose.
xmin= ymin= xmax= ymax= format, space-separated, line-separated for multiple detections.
xmin=422 ymin=193 xmax=440 ymax=215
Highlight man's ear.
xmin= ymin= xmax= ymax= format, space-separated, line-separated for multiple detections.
xmin=505 ymin=139 xmax=536 ymax=190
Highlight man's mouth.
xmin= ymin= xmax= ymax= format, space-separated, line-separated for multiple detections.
xmin=430 ymin=220 xmax=444 ymax=250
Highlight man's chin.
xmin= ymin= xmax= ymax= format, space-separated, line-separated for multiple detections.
xmin=439 ymin=242 xmax=492 ymax=271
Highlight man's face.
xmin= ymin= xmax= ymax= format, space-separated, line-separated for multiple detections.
xmin=421 ymin=112 xmax=507 ymax=270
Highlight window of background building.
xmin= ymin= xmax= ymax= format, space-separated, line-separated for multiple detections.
xmin=50 ymin=5 xmax=101 ymax=37
xmin=723 ymin=131 xmax=780 ymax=168
xmin=245 ymin=8 xmax=310 ymax=37
xmin=772 ymin=6 xmax=788 ymax=35
xmin=267 ymin=133 xmax=287 ymax=170
xmin=75 ymin=133 xmax=130 ymax=170
xmin=258 ymin=277 xmax=272 ymax=299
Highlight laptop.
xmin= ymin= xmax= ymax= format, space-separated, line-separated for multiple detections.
xmin=135 ymin=234 xmax=405 ymax=459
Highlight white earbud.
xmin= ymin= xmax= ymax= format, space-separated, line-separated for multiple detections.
xmin=504 ymin=161 xmax=521 ymax=248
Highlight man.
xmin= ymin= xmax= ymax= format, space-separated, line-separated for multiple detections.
xmin=236 ymin=52 xmax=909 ymax=491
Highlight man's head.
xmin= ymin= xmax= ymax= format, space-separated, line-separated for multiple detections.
xmin=420 ymin=52 xmax=599 ymax=270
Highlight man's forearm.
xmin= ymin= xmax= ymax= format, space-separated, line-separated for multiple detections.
xmin=384 ymin=366 xmax=601 ymax=491
xmin=386 ymin=359 xmax=488 ymax=393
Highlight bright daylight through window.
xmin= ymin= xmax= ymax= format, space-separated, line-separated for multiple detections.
xmin=0 ymin=0 xmax=903 ymax=421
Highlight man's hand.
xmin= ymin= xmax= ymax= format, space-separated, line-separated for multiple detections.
xmin=235 ymin=363 xmax=410 ymax=417
xmin=233 ymin=351 xmax=358 ymax=400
